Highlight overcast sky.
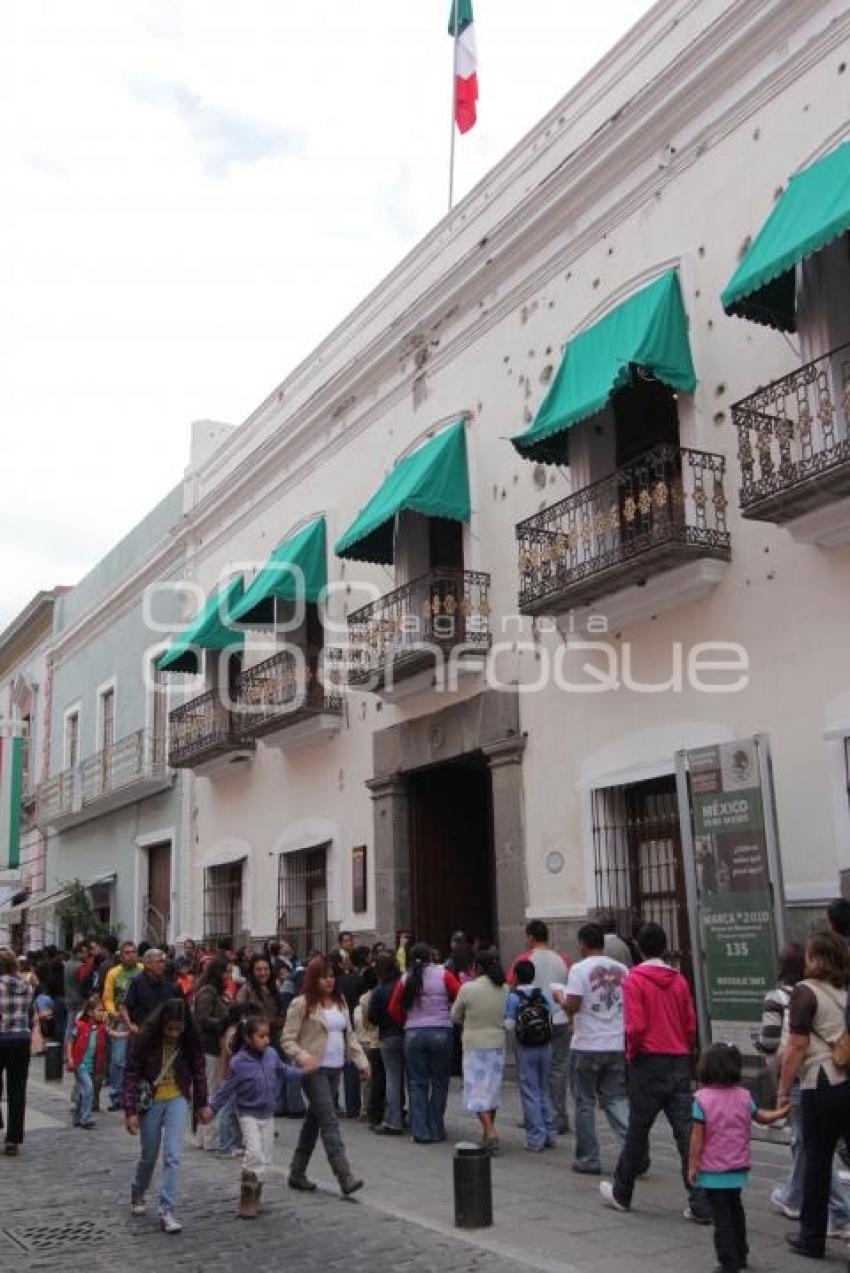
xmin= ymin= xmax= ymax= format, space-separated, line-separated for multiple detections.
xmin=1 ymin=0 xmax=655 ymax=630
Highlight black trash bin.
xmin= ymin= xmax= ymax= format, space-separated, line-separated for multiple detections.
xmin=453 ymin=1142 xmax=492 ymax=1229
xmin=44 ymin=1041 xmax=63 ymax=1082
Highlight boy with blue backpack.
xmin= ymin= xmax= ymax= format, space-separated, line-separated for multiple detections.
xmin=506 ymin=959 xmax=557 ymax=1152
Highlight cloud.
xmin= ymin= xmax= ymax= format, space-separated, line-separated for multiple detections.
xmin=131 ymin=78 xmax=304 ymax=175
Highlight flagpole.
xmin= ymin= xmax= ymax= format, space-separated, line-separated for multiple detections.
xmin=448 ymin=0 xmax=460 ymax=213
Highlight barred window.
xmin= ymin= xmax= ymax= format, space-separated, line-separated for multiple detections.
xmin=277 ymin=845 xmax=330 ymax=959
xmin=204 ymin=861 xmax=244 ymax=944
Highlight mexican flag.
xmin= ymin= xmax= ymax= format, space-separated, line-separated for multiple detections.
xmin=0 ymin=726 xmax=24 ymax=871
xmin=449 ymin=0 xmax=478 ymax=135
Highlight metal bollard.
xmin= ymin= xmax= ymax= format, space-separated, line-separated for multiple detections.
xmin=453 ymin=1141 xmax=492 ymax=1229
xmin=44 ymin=1041 xmax=63 ymax=1082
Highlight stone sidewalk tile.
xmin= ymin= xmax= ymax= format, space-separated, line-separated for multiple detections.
xmin=17 ymin=1072 xmax=847 ymax=1272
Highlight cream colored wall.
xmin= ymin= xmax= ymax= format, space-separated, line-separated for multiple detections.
xmin=184 ymin=0 xmax=850 ymax=938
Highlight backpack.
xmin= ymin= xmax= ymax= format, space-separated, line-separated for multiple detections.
xmin=515 ymin=988 xmax=552 ymax=1047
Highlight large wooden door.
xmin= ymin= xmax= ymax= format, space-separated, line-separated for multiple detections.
xmin=146 ymin=843 xmax=171 ymax=946
xmin=409 ymin=759 xmax=495 ymax=954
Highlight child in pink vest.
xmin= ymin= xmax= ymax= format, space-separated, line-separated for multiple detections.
xmin=688 ymin=1042 xmax=789 ymax=1272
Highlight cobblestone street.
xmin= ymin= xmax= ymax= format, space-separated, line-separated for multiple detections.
xmin=4 ymin=1070 xmax=849 ymax=1272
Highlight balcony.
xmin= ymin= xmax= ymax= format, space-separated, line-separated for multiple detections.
xmin=168 ymin=689 xmax=254 ymax=776
xmin=347 ymin=568 xmax=492 ymax=696
xmin=36 ymin=729 xmax=173 ymax=830
xmin=516 ymin=444 xmax=731 ymax=620
xmin=237 ymin=647 xmax=344 ymax=753
xmin=732 ymin=342 xmax=850 ymax=544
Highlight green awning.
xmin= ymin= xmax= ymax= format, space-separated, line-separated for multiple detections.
xmin=722 ymin=142 xmax=850 ymax=332
xmin=335 ymin=420 xmax=470 ymax=564
xmin=157 ymin=576 xmax=245 ymax=674
xmin=230 ymin=517 xmax=328 ymax=625
xmin=512 ymin=270 xmax=696 ymax=465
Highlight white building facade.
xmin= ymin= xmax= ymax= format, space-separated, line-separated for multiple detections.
xmin=152 ymin=0 xmax=850 ymax=973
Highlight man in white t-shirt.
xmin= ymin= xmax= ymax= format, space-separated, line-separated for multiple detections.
xmin=562 ymin=922 xmax=630 ymax=1174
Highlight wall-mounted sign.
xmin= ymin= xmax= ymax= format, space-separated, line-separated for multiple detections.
xmin=677 ymin=736 xmax=785 ymax=1054
xmin=352 ymin=845 xmax=367 ymax=914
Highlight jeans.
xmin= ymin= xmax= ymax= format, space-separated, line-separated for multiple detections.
xmin=571 ymin=1050 xmax=630 ymax=1170
xmin=216 ymin=1094 xmax=244 ymax=1153
xmin=292 ymin=1068 xmax=350 ymax=1179
xmin=774 ymin=1084 xmax=850 ymax=1226
xmin=404 ymin=1028 xmax=453 ymax=1143
xmin=550 ymin=1021 xmax=572 ymax=1132
xmin=240 ymin=1114 xmax=274 ymax=1179
xmin=799 ymin=1080 xmax=850 ymax=1255
xmin=108 ymin=1035 xmax=128 ymax=1107
xmin=342 ymin=1059 xmax=361 ymax=1117
xmin=197 ymin=1055 xmax=222 ymax=1150
xmin=73 ymin=1068 xmax=96 ymax=1126
xmin=380 ymin=1034 xmax=405 ymax=1131
xmin=0 ymin=1037 xmax=30 ymax=1145
xmin=132 ymin=1095 xmax=188 ymax=1216
xmin=516 ymin=1043 xmax=557 ymax=1149
xmin=612 ymin=1053 xmax=708 ymax=1217
xmin=706 ymin=1188 xmax=747 ymax=1271
xmin=366 ymin=1048 xmax=386 ymax=1125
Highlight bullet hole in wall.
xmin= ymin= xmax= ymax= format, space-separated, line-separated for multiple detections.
xmin=479 ymin=236 xmax=489 ymax=249
xmin=753 ymin=128 xmax=761 ymax=141
xmin=545 ymin=346 xmax=552 ymax=355
xmin=714 ymin=411 xmax=725 ymax=426
xmin=698 ymin=245 xmax=706 ymax=258
xmin=592 ymin=278 xmax=600 ymax=289
xmin=738 ymin=235 xmax=753 ymax=259
xmin=715 ymin=383 xmax=726 ymax=397
xmin=707 ymin=319 xmax=714 ymax=329
xmin=840 ymin=62 xmax=847 ymax=74
xmin=540 ymin=364 xmax=554 ymax=385
xmin=533 ymin=465 xmax=547 ymax=489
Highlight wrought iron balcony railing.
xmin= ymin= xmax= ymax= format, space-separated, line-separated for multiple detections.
xmin=732 ymin=341 xmax=850 ymax=522
xmin=168 ymin=689 xmax=252 ymax=769
xmin=516 ymin=444 xmax=731 ymax=614
xmin=36 ymin=729 xmax=170 ymax=827
xmin=347 ymin=568 xmax=492 ymax=688
xmin=237 ymin=646 xmax=344 ymax=739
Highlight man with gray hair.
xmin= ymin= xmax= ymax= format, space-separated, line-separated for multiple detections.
xmin=120 ymin=948 xmax=181 ymax=1031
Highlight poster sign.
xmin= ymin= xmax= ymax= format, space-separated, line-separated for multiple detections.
xmin=352 ymin=845 xmax=367 ymax=914
xmin=683 ymin=738 xmax=783 ymax=1053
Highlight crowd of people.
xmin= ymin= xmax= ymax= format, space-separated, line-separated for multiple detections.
xmin=2 ymin=908 xmax=850 ymax=1268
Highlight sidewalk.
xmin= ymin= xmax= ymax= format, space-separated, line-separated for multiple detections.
xmin=13 ymin=1070 xmax=849 ymax=1272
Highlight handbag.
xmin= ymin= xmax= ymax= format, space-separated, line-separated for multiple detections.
xmin=137 ymin=1049 xmax=177 ymax=1114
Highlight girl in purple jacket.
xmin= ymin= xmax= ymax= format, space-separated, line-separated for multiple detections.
xmin=211 ymin=1015 xmax=315 ymax=1218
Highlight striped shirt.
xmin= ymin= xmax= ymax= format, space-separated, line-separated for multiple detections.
xmin=754 ymin=982 xmax=792 ymax=1056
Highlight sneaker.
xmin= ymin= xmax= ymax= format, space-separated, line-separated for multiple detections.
xmin=827 ymin=1221 xmax=850 ymax=1239
xmin=572 ymin=1162 xmax=602 ymax=1175
xmin=683 ymin=1206 xmax=712 ymax=1225
xmin=371 ymin=1124 xmax=403 ymax=1136
xmin=159 ymin=1212 xmax=182 ymax=1234
xmin=771 ymin=1188 xmax=801 ymax=1220
xmin=599 ymin=1181 xmax=628 ymax=1212
xmin=130 ymin=1194 xmax=146 ymax=1217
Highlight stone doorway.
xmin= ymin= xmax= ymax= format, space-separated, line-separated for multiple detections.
xmin=367 ymin=690 xmax=527 ymax=962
